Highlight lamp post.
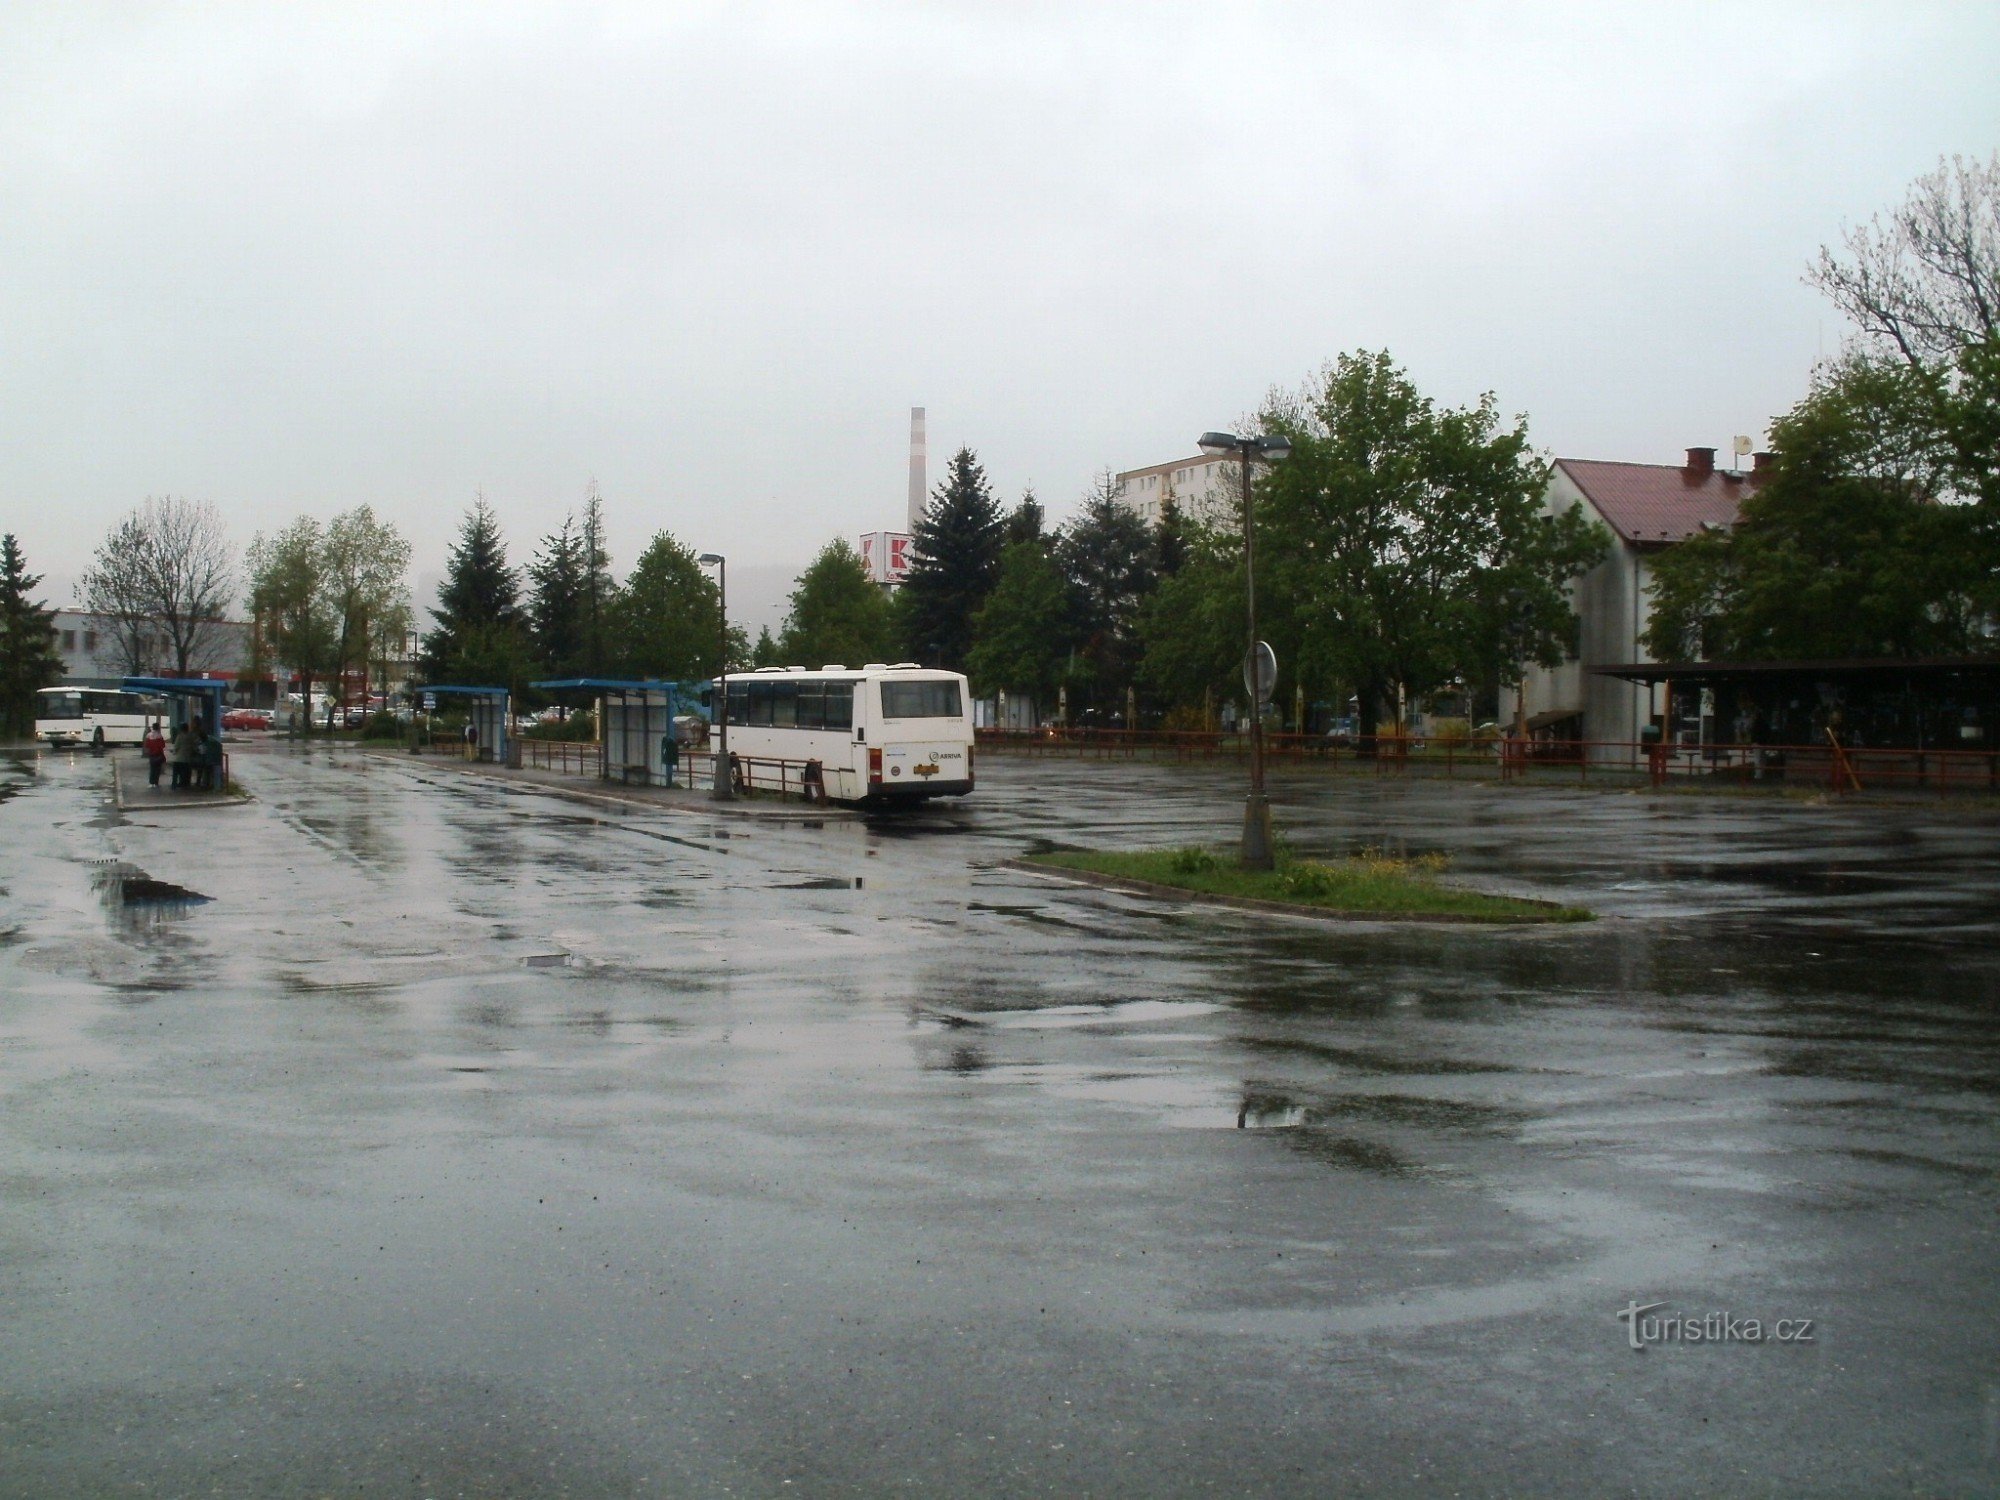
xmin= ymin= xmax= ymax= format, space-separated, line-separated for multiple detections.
xmin=698 ymin=553 xmax=732 ymax=800
xmin=1197 ymin=429 xmax=1292 ymax=869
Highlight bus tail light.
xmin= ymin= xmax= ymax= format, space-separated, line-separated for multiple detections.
xmin=966 ymin=744 xmax=974 ymax=786
xmin=869 ymin=748 xmax=882 ymax=785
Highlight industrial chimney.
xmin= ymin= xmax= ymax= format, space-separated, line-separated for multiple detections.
xmin=908 ymin=408 xmax=927 ymax=531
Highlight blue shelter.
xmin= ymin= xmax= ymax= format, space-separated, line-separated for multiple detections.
xmin=123 ymin=676 xmax=229 ymax=737
xmin=424 ymin=685 xmax=511 ymax=762
xmin=533 ymin=679 xmax=682 ymax=785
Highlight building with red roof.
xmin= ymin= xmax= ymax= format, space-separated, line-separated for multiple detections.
xmin=1519 ymin=446 xmax=1771 ymax=750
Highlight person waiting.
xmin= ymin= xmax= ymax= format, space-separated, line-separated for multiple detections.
xmin=195 ymin=723 xmax=223 ymax=790
xmin=142 ymin=721 xmax=167 ymax=786
xmin=169 ymin=720 xmax=197 ymax=790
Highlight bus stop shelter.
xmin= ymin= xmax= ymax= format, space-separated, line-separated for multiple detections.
xmin=424 ymin=685 xmax=511 ymax=762
xmin=123 ymin=676 xmax=229 ymax=737
xmin=533 ymin=679 xmax=682 ymax=786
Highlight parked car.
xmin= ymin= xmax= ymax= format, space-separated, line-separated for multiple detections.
xmin=222 ymin=708 xmax=270 ymax=730
xmin=1324 ymin=716 xmax=1359 ymax=747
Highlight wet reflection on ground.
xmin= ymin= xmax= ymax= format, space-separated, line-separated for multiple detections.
xmin=1 ymin=742 xmax=1996 ymax=1494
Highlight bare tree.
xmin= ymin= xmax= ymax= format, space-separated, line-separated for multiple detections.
xmin=1809 ymin=152 xmax=2000 ymax=371
xmin=79 ymin=511 xmax=161 ymax=675
xmin=80 ymin=497 xmax=236 ymax=677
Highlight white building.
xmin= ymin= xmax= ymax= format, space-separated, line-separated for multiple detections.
xmin=1520 ymin=447 xmax=1771 ymax=750
xmin=1110 ymin=453 xmax=1243 ymax=527
xmin=51 ymin=608 xmax=255 ymax=690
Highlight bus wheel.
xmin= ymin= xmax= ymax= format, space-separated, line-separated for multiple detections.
xmin=91 ymin=726 xmax=105 ymax=750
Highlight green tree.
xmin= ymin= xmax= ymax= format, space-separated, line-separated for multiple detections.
xmin=1646 ymin=365 xmax=1992 ymax=660
xmin=527 ymin=516 xmax=587 ymax=677
xmin=900 ymin=447 xmax=1003 ymax=668
xmin=1256 ymin=351 xmax=1604 ymax=741
xmin=1808 ymin=152 xmax=1999 ymax=510
xmin=577 ymin=484 xmax=619 ymax=675
xmin=247 ymin=518 xmax=339 ymax=723
xmin=1156 ymin=490 xmax=1189 ymax=578
xmin=751 ymin=626 xmax=783 ymax=668
xmin=967 ymin=539 xmax=1074 ymax=704
xmin=1138 ymin=527 xmax=1245 ymax=715
xmin=1056 ymin=473 xmax=1159 ymax=715
xmin=1006 ymin=491 xmax=1045 ymax=546
xmin=0 ymin=534 xmax=64 ymax=738
xmin=424 ymin=497 xmax=528 ymax=692
xmin=1648 ymin=157 xmax=2000 ymax=662
xmin=614 ymin=530 xmax=723 ymax=680
xmin=324 ymin=506 xmax=411 ymax=701
xmin=779 ymin=539 xmax=894 ymax=667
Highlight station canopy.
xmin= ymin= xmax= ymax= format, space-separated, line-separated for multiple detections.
xmin=532 ymin=679 xmax=684 ymax=786
xmin=123 ymin=676 xmax=229 ymax=730
xmin=422 ymin=685 xmax=512 ymax=760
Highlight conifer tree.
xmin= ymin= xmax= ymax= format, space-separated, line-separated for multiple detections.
xmin=0 ymin=534 xmax=64 ymax=738
xmin=1056 ymin=473 xmax=1159 ymax=715
xmin=577 ymin=484 xmax=618 ymax=675
xmin=1006 ymin=491 xmax=1045 ymax=546
xmin=899 ymin=447 xmax=1003 ymax=669
xmin=527 ymin=517 xmax=586 ymax=677
xmin=424 ymin=497 xmax=527 ymax=689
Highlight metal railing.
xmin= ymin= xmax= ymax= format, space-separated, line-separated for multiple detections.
xmin=519 ymin=739 xmax=604 ymax=777
xmin=974 ymin=726 xmax=2000 ymax=795
xmin=683 ymin=749 xmax=829 ymax=800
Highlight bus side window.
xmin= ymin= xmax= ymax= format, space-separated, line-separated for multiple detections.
xmin=824 ymin=682 xmax=853 ymax=732
xmin=796 ymin=684 xmax=823 ymax=731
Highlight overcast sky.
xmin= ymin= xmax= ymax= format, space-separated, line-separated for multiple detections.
xmin=5 ymin=2 xmax=1997 ymax=632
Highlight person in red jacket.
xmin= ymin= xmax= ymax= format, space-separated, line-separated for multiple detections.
xmin=141 ymin=721 xmax=167 ymax=786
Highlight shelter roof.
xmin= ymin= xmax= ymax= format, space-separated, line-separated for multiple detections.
xmin=122 ymin=676 xmax=228 ymax=696
xmin=423 ymin=684 xmax=511 ymax=698
xmin=1555 ymin=458 xmax=1763 ymax=548
xmin=1595 ymin=657 xmax=2000 ymax=683
xmin=531 ymin=678 xmax=679 ymax=695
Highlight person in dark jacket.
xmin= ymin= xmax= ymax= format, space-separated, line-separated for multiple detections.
xmin=169 ymin=721 xmax=196 ymax=790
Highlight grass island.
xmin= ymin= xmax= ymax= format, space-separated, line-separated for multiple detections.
xmin=1020 ymin=845 xmax=1592 ymax=925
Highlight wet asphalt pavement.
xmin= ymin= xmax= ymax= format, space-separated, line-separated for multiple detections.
xmin=1 ymin=742 xmax=1997 ymax=1497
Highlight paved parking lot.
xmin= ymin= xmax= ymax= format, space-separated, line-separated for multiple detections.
xmin=2 ymin=742 xmax=1996 ymax=1496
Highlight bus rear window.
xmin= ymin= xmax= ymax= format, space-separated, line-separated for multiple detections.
xmin=880 ymin=681 xmax=962 ymax=719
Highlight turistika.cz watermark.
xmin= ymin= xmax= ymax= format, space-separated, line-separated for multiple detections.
xmin=1616 ymin=1301 xmax=1815 ymax=1350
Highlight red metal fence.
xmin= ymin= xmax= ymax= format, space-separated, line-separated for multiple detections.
xmin=973 ymin=726 xmax=2000 ymax=795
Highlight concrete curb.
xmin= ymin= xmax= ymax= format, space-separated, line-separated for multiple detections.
xmin=997 ymin=857 xmax=1584 ymax=926
xmin=112 ymin=759 xmax=251 ymax=813
xmin=385 ymin=748 xmax=863 ymax=822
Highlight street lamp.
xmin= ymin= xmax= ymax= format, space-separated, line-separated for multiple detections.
xmin=698 ymin=553 xmax=732 ymax=800
xmin=1197 ymin=429 xmax=1292 ymax=869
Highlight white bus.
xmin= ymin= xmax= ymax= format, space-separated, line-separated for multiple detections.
xmin=718 ymin=664 xmax=974 ymax=803
xmin=34 ymin=686 xmax=165 ymax=748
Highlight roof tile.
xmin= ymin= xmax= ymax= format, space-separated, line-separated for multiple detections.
xmin=1556 ymin=458 xmax=1763 ymax=547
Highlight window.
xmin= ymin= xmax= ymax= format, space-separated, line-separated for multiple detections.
xmin=880 ymin=680 xmax=962 ymax=719
xmin=61 ymin=630 xmax=76 ymax=651
xmin=769 ymin=681 xmax=797 ymax=727
xmin=83 ymin=630 xmax=98 ymax=652
xmin=43 ymin=691 xmax=82 ymax=719
xmin=823 ymin=682 xmax=853 ymax=730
